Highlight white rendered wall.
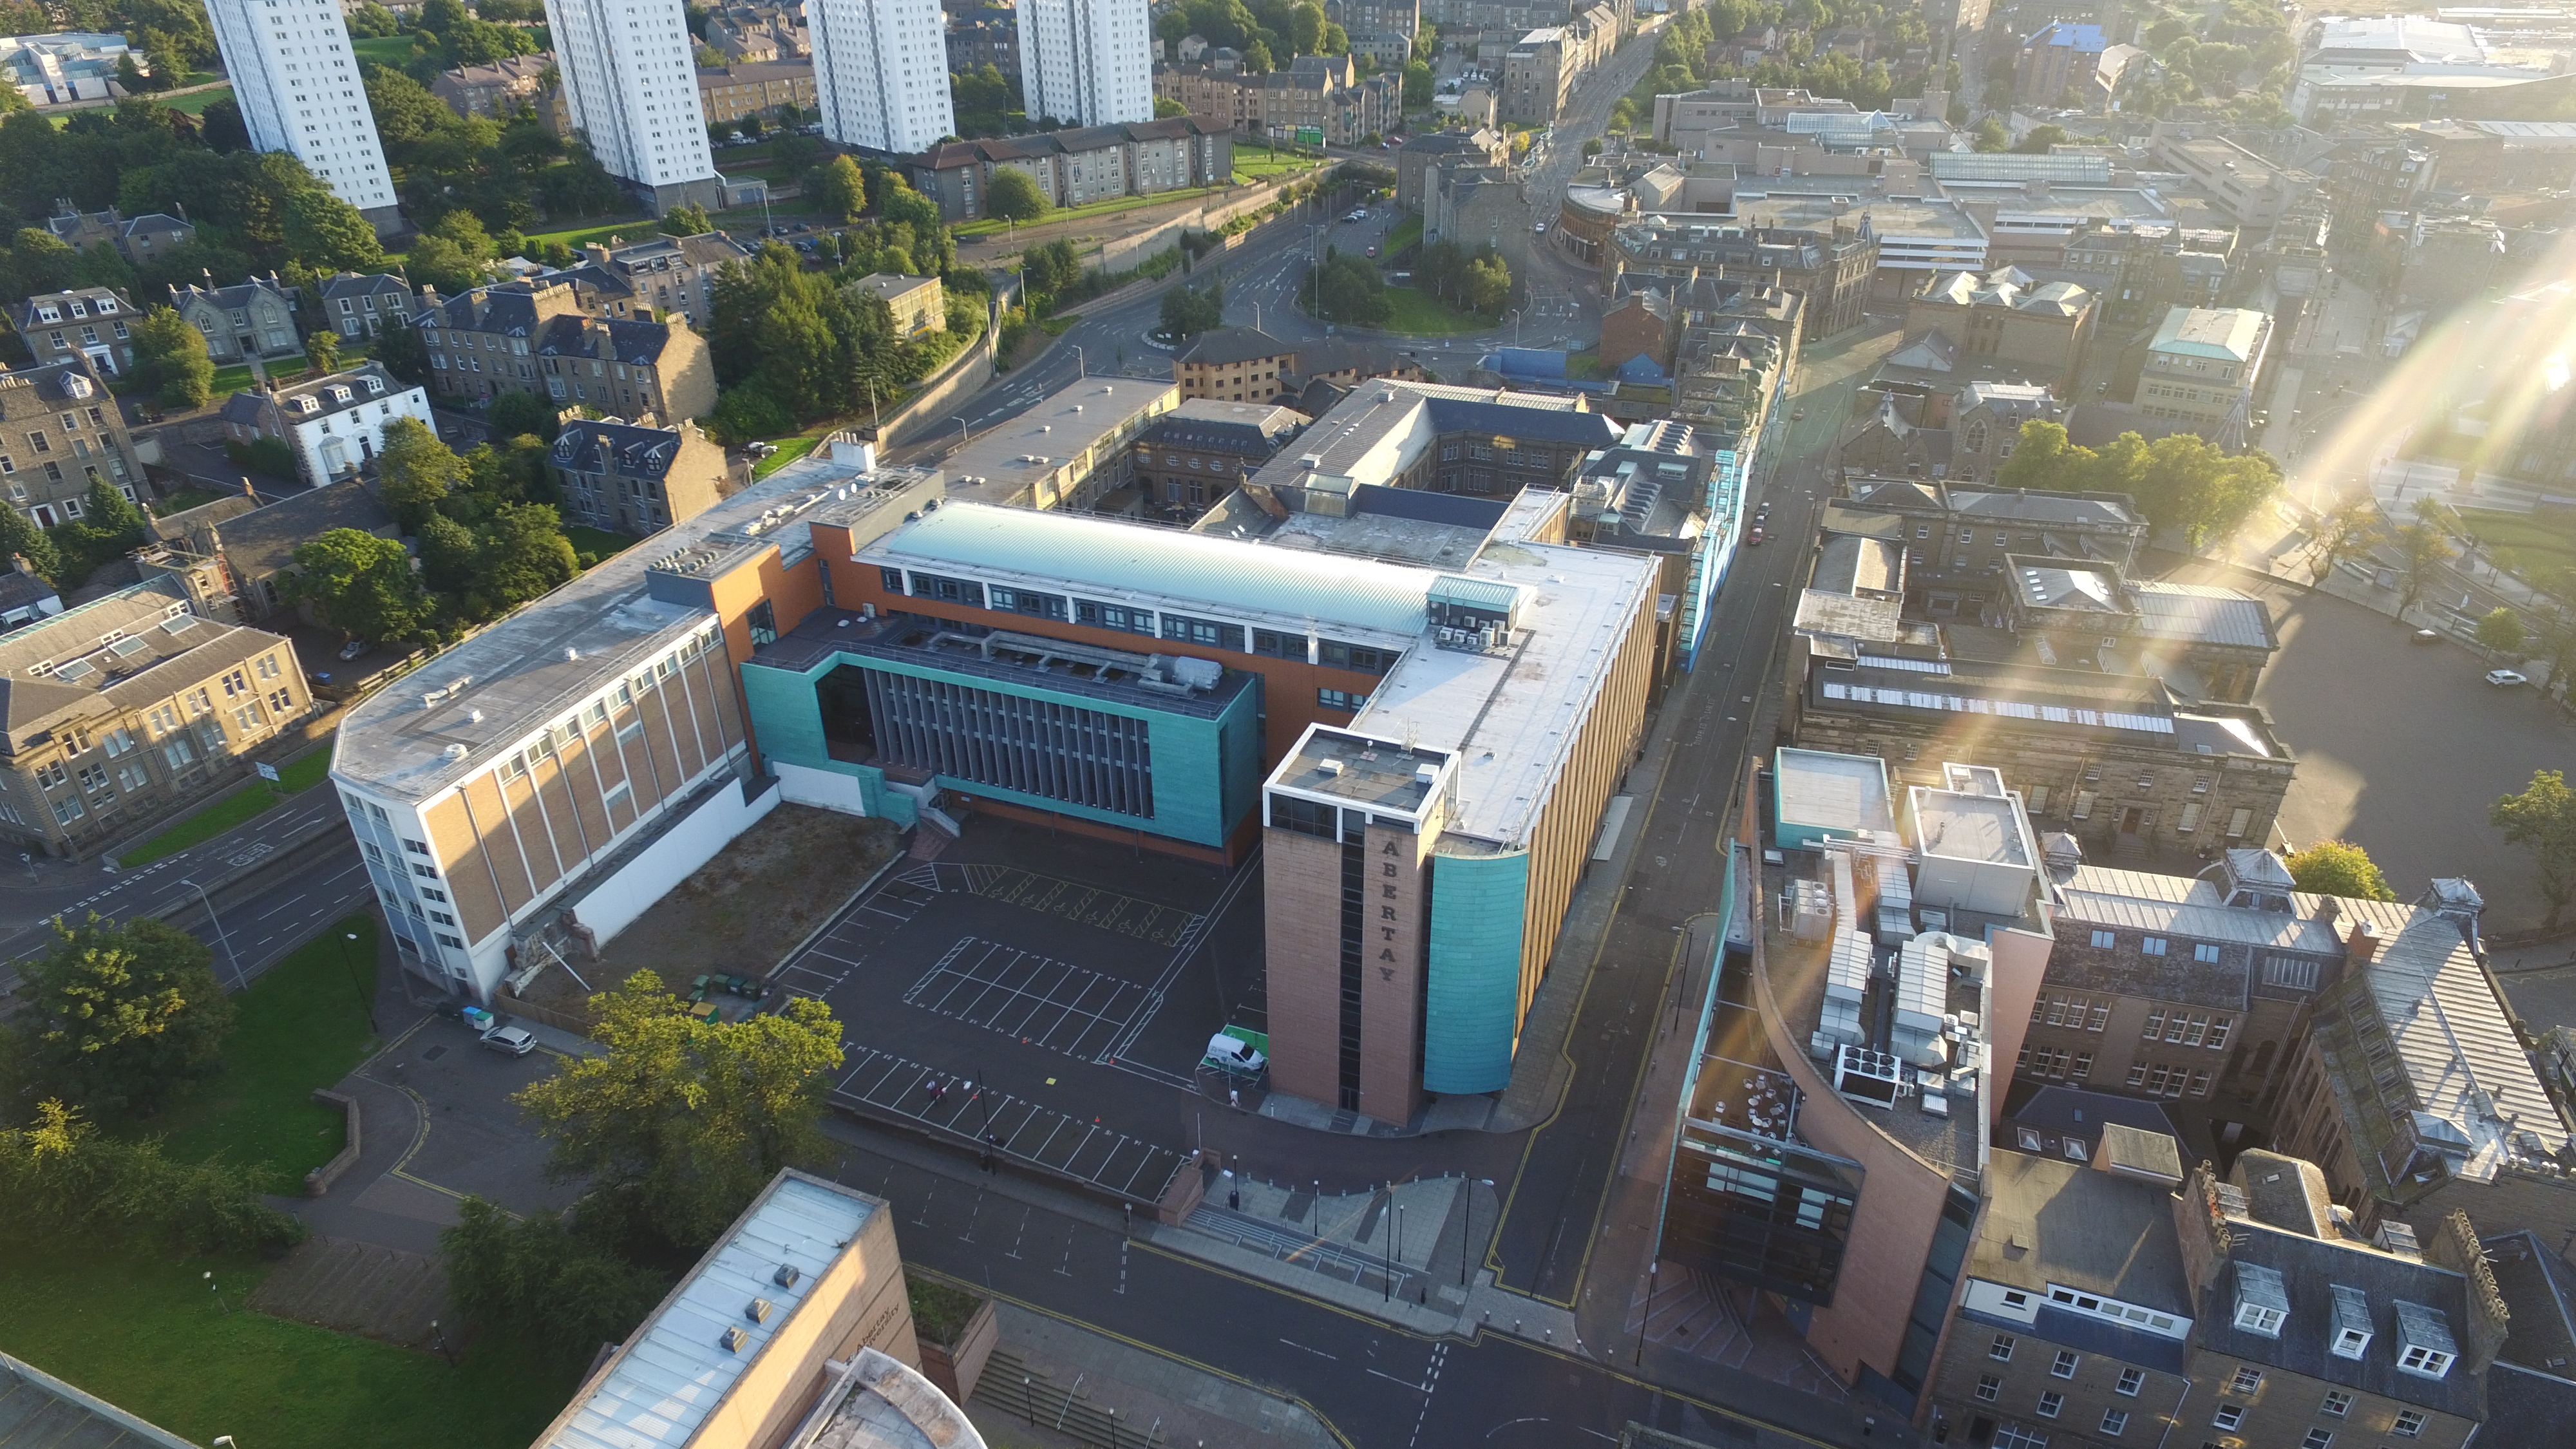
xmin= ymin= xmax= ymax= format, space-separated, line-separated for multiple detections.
xmin=542 ymin=0 xmax=717 ymax=188
xmin=205 ymin=0 xmax=398 ymax=213
xmin=1016 ymin=0 xmax=1154 ymax=127
xmin=563 ymin=777 xmax=780 ymax=946
xmin=806 ymin=0 xmax=956 ymax=154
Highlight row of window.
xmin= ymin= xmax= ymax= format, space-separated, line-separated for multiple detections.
xmin=884 ymin=569 xmax=1396 ymax=675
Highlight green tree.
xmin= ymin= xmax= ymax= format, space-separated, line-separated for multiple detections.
xmin=810 ymin=155 xmax=869 ymax=224
xmin=487 ymin=388 xmax=560 ymax=442
xmin=1973 ymin=116 xmax=2009 ymax=151
xmin=82 ymin=478 xmax=145 ymax=539
xmin=440 ymin=1197 xmax=674 ymax=1367
xmin=1019 ymin=237 xmax=1083 ymax=303
xmin=2479 ymin=607 xmax=2527 ymax=657
xmin=1285 ymin=0 xmax=1326 ymax=55
xmin=377 ymin=416 xmax=466 ymax=525
xmin=2392 ymin=520 xmax=2454 ymax=621
xmin=283 ymin=189 xmax=386 ymax=272
xmin=305 ymin=328 xmax=341 ymax=375
xmin=2494 ymin=769 xmax=2576 ymax=928
xmin=514 ymin=970 xmax=846 ymax=1252
xmin=7 ymin=916 xmax=234 ymax=1120
xmin=1160 ymin=277 xmax=1225 ymax=338
xmin=2304 ymin=495 xmax=2382 ymax=583
xmin=2013 ymin=123 xmax=2070 ymax=154
xmin=417 ymin=512 xmax=481 ymax=599
xmin=130 ymin=305 xmax=215 ymax=410
xmin=283 ymin=527 xmax=433 ymax=645
xmin=477 ymin=502 xmax=580 ymax=605
xmin=1403 ymin=59 xmax=1433 ymax=108
xmin=1155 ymin=95 xmax=1189 ymax=118
xmin=347 ymin=1 xmax=402 ymax=35
xmin=2282 ymin=840 xmax=2396 ymax=902
xmin=0 ymin=1100 xmax=303 ymax=1252
xmin=985 ymin=166 xmax=1048 ymax=223
xmin=404 ymin=233 xmax=489 ymax=295
xmin=661 ymin=202 xmax=712 ymax=238
xmin=0 ymin=506 xmax=62 ymax=583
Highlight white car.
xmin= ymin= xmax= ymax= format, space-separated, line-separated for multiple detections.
xmin=2486 ymin=669 xmax=2529 ymax=687
xmin=481 ymin=1025 xmax=537 ymax=1056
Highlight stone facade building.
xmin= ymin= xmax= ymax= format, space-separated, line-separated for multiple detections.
xmin=169 ymin=276 xmax=303 ymax=364
xmin=1837 ymin=477 xmax=2148 ymax=619
xmin=0 ymin=579 xmax=312 ymax=858
xmin=0 ymin=357 xmax=143 ymax=527
xmin=41 ymin=202 xmax=193 ymax=269
xmin=549 ymin=231 xmax=756 ymax=328
xmin=909 ymin=117 xmax=1234 ymax=221
xmin=1610 ymin=218 xmax=1877 ymax=341
xmin=1905 ymin=269 xmax=2098 ymax=390
xmin=1129 ymin=398 xmax=1306 ymax=520
xmin=11 ymin=287 xmax=138 ymax=377
xmin=413 ymin=279 xmax=717 ymax=421
xmin=431 ymin=52 xmax=553 ymax=118
xmin=316 ymin=272 xmax=415 ymax=339
xmin=694 ymin=59 xmax=815 ymax=126
xmin=549 ymin=415 xmax=740 ymax=535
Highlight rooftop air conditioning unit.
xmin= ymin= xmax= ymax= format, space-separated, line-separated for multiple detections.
xmin=1320 ymin=759 xmax=1345 ymax=776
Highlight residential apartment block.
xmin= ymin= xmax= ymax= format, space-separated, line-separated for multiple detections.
xmin=909 ymin=117 xmax=1233 ymax=222
xmin=544 ymin=0 xmax=724 ymax=212
xmin=1128 ymin=397 xmax=1306 ymax=519
xmin=808 ymin=0 xmax=951 ymax=152
xmin=1175 ymin=327 xmax=1298 ymax=404
xmin=1157 ymin=53 xmax=1399 ymax=146
xmin=205 ymin=0 xmax=399 ymax=225
xmin=695 ymin=59 xmax=817 ymax=126
xmin=431 ymin=52 xmax=553 ymax=118
xmin=413 ymin=279 xmax=717 ymax=421
xmin=0 ymin=580 xmax=310 ymax=858
xmin=551 ymin=231 xmax=755 ymax=328
xmin=1017 ymin=0 xmax=1153 ymax=128
xmin=549 ymin=415 xmax=739 ymax=534
xmin=0 ymin=359 xmax=144 ymax=526
xmin=11 ymin=287 xmax=137 ymax=377
xmin=1609 ymin=218 xmax=1878 ymax=343
xmin=1502 ymin=7 xmax=1620 ymax=126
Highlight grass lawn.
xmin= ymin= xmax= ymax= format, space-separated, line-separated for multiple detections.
xmin=753 ymin=435 xmax=822 ymax=478
xmin=955 ymin=186 xmax=1221 ymax=240
xmin=2458 ymin=506 xmax=2576 ymax=575
xmin=1372 ymin=287 xmax=1497 ymax=336
xmin=162 ymin=85 xmax=235 ymax=117
xmin=209 ymin=364 xmax=258 ymax=395
xmin=350 ymin=35 xmax=413 ymax=66
xmin=1039 ymin=312 xmax=1079 ymax=336
xmin=1234 ymin=148 xmax=1325 ymax=182
xmin=156 ymin=485 xmax=232 ymax=513
xmin=0 ymin=1233 xmax=578 ymax=1449
xmin=565 ymin=525 xmax=639 ymax=561
xmin=1387 ymin=213 xmax=1424 ymax=256
xmin=146 ymin=914 xmax=381 ymax=1187
xmin=118 ymin=750 xmax=334 ymax=867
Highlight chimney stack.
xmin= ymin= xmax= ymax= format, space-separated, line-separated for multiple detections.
xmin=2346 ymin=918 xmax=2381 ymax=967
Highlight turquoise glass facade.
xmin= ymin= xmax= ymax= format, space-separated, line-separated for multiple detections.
xmin=741 ymin=647 xmax=1265 ymax=850
xmin=1423 ymin=848 xmax=1531 ymax=1094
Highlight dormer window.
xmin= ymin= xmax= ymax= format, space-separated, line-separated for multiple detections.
xmin=35 ymin=307 xmax=59 ymax=323
xmin=2329 ymin=1285 xmax=2371 ymax=1359
xmin=330 ymin=386 xmax=353 ymax=404
xmin=2394 ymin=1301 xmax=2457 ymax=1379
xmin=366 ymin=376 xmax=385 ymax=395
xmin=95 ymin=297 xmax=115 ymax=314
xmin=2233 ymin=1263 xmax=2289 ymax=1338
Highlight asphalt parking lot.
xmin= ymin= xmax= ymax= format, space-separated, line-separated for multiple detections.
xmin=776 ymin=818 xmax=1265 ymax=1201
xmin=2164 ymin=560 xmax=2573 ymax=929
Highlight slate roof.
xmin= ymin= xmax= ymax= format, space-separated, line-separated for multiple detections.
xmin=0 ymin=580 xmax=283 ymax=749
xmin=318 ymin=271 xmax=413 ymax=305
xmin=915 ymin=115 xmax=1226 ymax=169
xmin=2197 ymin=1220 xmax=2485 ymax=1419
xmin=191 ymin=478 xmax=397 ymax=580
xmin=2004 ymin=1083 xmax=2186 ymax=1157
xmin=1138 ymin=404 xmax=1301 ymax=456
xmin=415 ymin=281 xmax=552 ymax=336
xmin=263 ymin=364 xmax=408 ymax=426
xmin=171 ymin=276 xmax=293 ymax=312
xmin=536 ymin=314 xmax=675 ymax=366
xmin=553 ymin=419 xmax=690 ymax=478
xmin=1179 ymin=326 xmax=1296 ymax=367
xmin=8 ymin=286 xmax=134 ymax=334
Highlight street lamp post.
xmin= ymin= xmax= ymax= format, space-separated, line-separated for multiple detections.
xmin=1073 ymin=345 xmax=1086 ymax=379
xmin=181 ymin=877 xmax=243 ymax=990
xmin=955 ymin=417 xmax=970 ymax=450
xmin=337 ymin=930 xmax=376 ymax=1035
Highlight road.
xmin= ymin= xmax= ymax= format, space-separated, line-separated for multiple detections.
xmin=827 ymin=1121 xmax=1834 ymax=1449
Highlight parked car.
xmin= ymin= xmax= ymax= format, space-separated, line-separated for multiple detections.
xmin=338 ymin=638 xmax=370 ymax=661
xmin=1202 ymin=1030 xmax=1267 ymax=1075
xmin=2411 ymin=627 xmax=2443 ymax=644
xmin=481 ymin=1024 xmax=537 ymax=1056
xmin=2487 ymin=668 xmax=2530 ymax=687
xmin=1747 ymin=526 xmax=1766 ymax=545
xmin=1365 ymin=245 xmax=1378 ymax=257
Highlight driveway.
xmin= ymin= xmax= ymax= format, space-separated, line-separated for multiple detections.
xmin=2161 ymin=558 xmax=2572 ymax=929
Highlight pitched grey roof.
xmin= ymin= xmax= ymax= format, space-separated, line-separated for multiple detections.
xmin=0 ymin=1350 xmax=198 ymax=1449
xmin=8 ymin=287 xmax=135 ymax=333
xmin=195 ymin=478 xmax=397 ymax=579
xmin=1180 ymin=326 xmax=1296 ymax=366
xmin=318 ymin=271 xmax=413 ymax=304
xmin=552 ymin=418 xmax=688 ymax=478
xmin=537 ymin=314 xmax=673 ymax=366
xmin=2197 ymin=1221 xmax=2485 ymax=1418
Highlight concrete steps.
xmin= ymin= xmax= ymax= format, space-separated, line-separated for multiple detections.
xmin=247 ymin=1235 xmax=452 ymax=1349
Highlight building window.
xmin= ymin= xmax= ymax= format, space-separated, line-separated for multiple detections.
xmin=2399 ymin=1344 xmax=2454 ymax=1378
xmin=1074 ymin=600 xmax=1157 ymax=636
xmin=2071 ymin=790 xmax=2096 ymax=819
xmin=1251 ymin=629 xmax=1305 ymax=660
xmin=2099 ymin=1409 xmax=2127 ymax=1437
xmin=2090 ymin=929 xmax=2115 ymax=949
xmin=1976 ymin=1375 xmax=2001 ymax=1401
xmin=2227 ymin=1368 xmax=2262 ymax=1396
xmin=2320 ymin=1390 xmax=2353 ymax=1416
xmin=2115 ymin=1368 xmax=2143 ymax=1397
xmin=907 ymin=571 xmax=983 ymax=607
xmin=1318 ymin=640 xmax=1393 ymax=675
xmin=1993 ymin=1429 xmax=2047 ymax=1449
xmin=1991 ymin=1335 xmax=2015 ymax=1362
xmin=2393 ymin=1410 xmax=2426 ymax=1437
xmin=1160 ymin=612 xmax=1242 ymax=650
xmin=2195 ymin=943 xmax=2222 ymax=963
xmin=2036 ymin=1392 xmax=2062 ymax=1419
xmin=1318 ymin=688 xmax=1368 ymax=712
xmin=986 ymin=585 xmax=1069 ymax=621
xmin=2050 ymin=1351 xmax=2079 ymax=1380
xmin=2301 ymin=1432 xmax=2333 ymax=1449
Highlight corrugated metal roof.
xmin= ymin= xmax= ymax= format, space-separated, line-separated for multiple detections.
xmin=546 ymin=1178 xmax=876 ymax=1449
xmin=2058 ymin=865 xmax=2347 ymax=952
xmin=883 ymin=503 xmax=1439 ymax=637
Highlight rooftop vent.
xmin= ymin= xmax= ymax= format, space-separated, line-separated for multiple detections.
xmin=772 ymin=1264 xmax=801 ymax=1289
xmin=1319 ymin=758 xmax=1345 ymax=777
xmin=718 ymin=1325 xmax=748 ymax=1353
xmin=564 ymin=647 xmax=580 ymax=662
xmin=744 ymin=1297 xmax=774 ymax=1324
xmin=442 ymin=743 xmax=468 ymax=762
xmin=1416 ymin=762 xmax=1439 ymax=786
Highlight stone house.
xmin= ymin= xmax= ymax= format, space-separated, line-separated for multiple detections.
xmin=431 ymin=53 xmax=553 ymax=119
xmin=42 ymin=201 xmax=193 ymax=269
xmin=0 ymin=357 xmax=142 ymax=526
xmin=1128 ymin=398 xmax=1305 ymax=520
xmin=316 ymin=272 xmax=415 ymax=339
xmin=11 ymin=287 xmax=138 ymax=377
xmin=168 ymin=276 xmax=303 ymax=363
xmin=137 ymin=478 xmax=402 ymax=621
xmin=847 ymin=274 xmax=944 ymax=338
xmin=549 ymin=415 xmax=739 ymax=535
xmin=1905 ymin=269 xmax=2098 ymax=390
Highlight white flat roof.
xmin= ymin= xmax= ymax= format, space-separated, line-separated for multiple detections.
xmin=1776 ymin=746 xmax=1898 ymax=836
xmin=545 ymin=1175 xmax=881 ymax=1449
